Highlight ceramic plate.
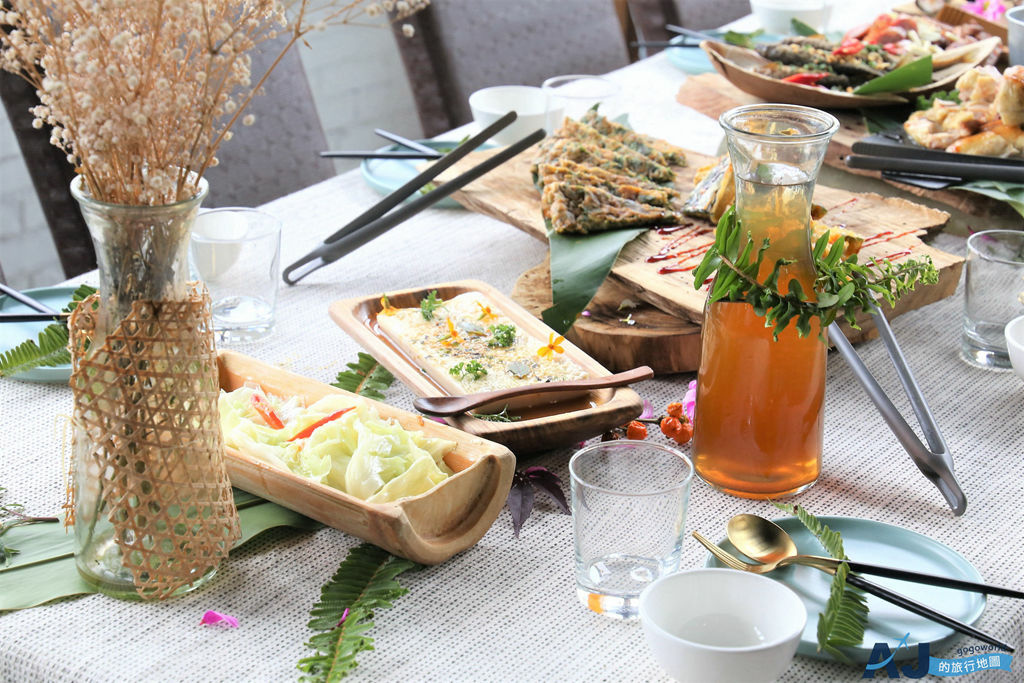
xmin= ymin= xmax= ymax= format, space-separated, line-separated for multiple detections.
xmin=0 ymin=286 xmax=77 ymax=383
xmin=705 ymin=516 xmax=986 ymax=663
xmin=360 ymin=139 xmax=495 ymax=209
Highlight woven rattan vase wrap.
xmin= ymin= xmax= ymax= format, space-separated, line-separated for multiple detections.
xmin=69 ymin=287 xmax=240 ymax=600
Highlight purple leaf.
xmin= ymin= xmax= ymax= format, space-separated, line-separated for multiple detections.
xmin=506 ymin=475 xmax=535 ymax=538
xmin=525 ymin=467 xmax=570 ymax=514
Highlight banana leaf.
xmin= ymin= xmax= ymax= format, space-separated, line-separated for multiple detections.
xmin=853 ymin=56 xmax=932 ymax=95
xmin=952 ymin=180 xmax=1024 ymax=219
xmin=0 ymin=490 xmax=319 ymax=611
xmin=541 ymin=225 xmax=647 ymax=334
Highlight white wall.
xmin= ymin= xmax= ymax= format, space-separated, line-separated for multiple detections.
xmin=0 ymin=22 xmax=421 ymax=288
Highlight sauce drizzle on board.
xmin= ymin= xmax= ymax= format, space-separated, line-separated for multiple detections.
xmin=861 ymin=228 xmax=921 ymax=248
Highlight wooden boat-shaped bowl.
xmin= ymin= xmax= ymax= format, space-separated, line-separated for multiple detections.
xmin=218 ymin=350 xmax=516 ymax=565
xmin=701 ymin=37 xmax=1002 ymax=109
xmin=330 ymin=279 xmax=644 ymax=455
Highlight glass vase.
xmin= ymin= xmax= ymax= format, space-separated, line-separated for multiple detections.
xmin=69 ymin=176 xmax=240 ymax=600
xmin=692 ymin=104 xmax=838 ymax=499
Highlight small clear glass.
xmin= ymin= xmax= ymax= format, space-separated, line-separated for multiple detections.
xmin=541 ymin=74 xmax=622 ymax=131
xmin=189 ymin=207 xmax=281 ymax=344
xmin=961 ymin=230 xmax=1024 ymax=370
xmin=570 ymin=440 xmax=693 ymax=620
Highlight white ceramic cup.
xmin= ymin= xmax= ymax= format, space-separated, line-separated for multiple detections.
xmin=1008 ymin=6 xmax=1024 ymax=67
xmin=640 ymin=568 xmax=806 ymax=683
xmin=750 ymin=0 xmax=831 ymax=33
xmin=1005 ymin=314 xmax=1024 ymax=382
xmin=541 ymin=74 xmax=621 ymax=131
xmin=468 ymin=85 xmax=549 ymax=145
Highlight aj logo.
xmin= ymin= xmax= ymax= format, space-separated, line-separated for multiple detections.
xmin=863 ymin=633 xmax=930 ymax=679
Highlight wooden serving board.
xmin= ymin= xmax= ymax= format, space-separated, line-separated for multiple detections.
xmin=329 ymin=279 xmax=644 ymax=455
xmin=217 ymin=350 xmax=515 ymax=565
xmin=676 ymin=72 xmax=1018 ymax=220
xmin=440 ymin=145 xmax=960 ymax=324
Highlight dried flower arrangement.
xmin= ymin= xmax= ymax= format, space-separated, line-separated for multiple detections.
xmin=0 ymin=0 xmax=428 ymax=205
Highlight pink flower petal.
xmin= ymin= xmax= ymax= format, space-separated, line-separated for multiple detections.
xmin=639 ymin=399 xmax=654 ymax=420
xmin=336 ymin=607 xmax=350 ymax=628
xmin=581 ymin=310 xmax=592 ymax=317
xmin=199 ymin=610 xmax=239 ymax=628
xmin=682 ymin=379 xmax=697 ymax=423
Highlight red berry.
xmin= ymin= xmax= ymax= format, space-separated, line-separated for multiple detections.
xmin=660 ymin=416 xmax=682 ymax=438
xmin=666 ymin=402 xmax=683 ymax=419
xmin=626 ymin=421 xmax=648 ymax=440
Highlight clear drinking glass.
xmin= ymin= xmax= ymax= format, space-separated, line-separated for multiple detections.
xmin=541 ymin=75 xmax=622 ymax=131
xmin=189 ymin=208 xmax=281 ymax=343
xmin=961 ymin=230 xmax=1024 ymax=370
xmin=570 ymin=440 xmax=693 ymax=620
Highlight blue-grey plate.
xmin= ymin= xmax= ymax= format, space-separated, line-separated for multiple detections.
xmin=360 ymin=139 xmax=495 ymax=210
xmin=705 ymin=516 xmax=986 ymax=664
xmin=0 ymin=286 xmax=77 ymax=383
xmin=667 ymin=32 xmax=781 ymax=74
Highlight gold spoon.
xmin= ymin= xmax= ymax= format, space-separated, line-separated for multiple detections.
xmin=727 ymin=514 xmax=1024 ymax=598
xmin=691 ymin=529 xmax=1014 ymax=652
xmin=412 ymin=366 xmax=653 ymax=417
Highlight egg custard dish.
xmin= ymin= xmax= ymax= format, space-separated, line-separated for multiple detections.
xmin=375 ymin=291 xmax=588 ymax=395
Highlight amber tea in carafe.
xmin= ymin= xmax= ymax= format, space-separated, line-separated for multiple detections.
xmin=692 ymin=104 xmax=838 ymax=498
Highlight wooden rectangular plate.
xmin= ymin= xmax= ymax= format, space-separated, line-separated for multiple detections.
xmin=218 ymin=350 xmax=515 ymax=565
xmin=329 ymin=279 xmax=644 ymax=455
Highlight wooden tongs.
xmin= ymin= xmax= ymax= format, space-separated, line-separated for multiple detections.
xmin=283 ymin=111 xmax=545 ymax=285
xmin=830 ymin=306 xmax=967 ymax=515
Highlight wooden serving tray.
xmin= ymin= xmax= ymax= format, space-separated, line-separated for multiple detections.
xmin=676 ymin=72 xmax=1021 ymax=221
xmin=437 ymin=146 xmax=961 ymax=324
xmin=218 ymin=350 xmax=515 ymax=565
xmin=329 ymin=280 xmax=644 ymax=454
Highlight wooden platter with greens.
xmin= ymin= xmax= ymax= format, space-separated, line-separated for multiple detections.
xmin=328 ymin=280 xmax=644 ymax=454
xmin=216 ymin=350 xmax=515 ymax=565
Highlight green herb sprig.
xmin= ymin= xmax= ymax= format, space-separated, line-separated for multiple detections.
xmin=487 ymin=323 xmax=516 ymax=348
xmin=419 ymin=290 xmax=443 ymax=320
xmin=0 ymin=485 xmax=59 ymax=568
xmin=0 ymin=284 xmax=96 ymax=378
xmin=449 ymin=360 xmax=487 ymax=380
xmin=298 ymin=543 xmax=419 ymax=682
xmin=692 ymin=207 xmax=939 ymax=340
xmin=332 ymin=352 xmax=396 ymax=400
xmin=471 ymin=405 xmax=521 ymax=422
xmin=774 ymin=502 xmax=869 ymax=663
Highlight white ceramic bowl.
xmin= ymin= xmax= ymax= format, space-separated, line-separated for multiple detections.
xmin=750 ymin=0 xmax=831 ymax=34
xmin=639 ymin=568 xmax=806 ymax=683
xmin=468 ymin=85 xmax=548 ymax=145
xmin=1005 ymin=315 xmax=1024 ymax=381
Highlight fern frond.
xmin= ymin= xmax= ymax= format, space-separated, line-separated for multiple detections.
xmin=0 ymin=325 xmax=71 ymax=377
xmin=297 ymin=543 xmax=418 ymax=682
xmin=774 ymin=502 xmax=869 ymax=662
xmin=0 ymin=284 xmax=96 ymax=378
xmin=331 ymin=352 xmax=396 ymax=400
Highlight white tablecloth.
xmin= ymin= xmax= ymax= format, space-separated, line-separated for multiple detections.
xmin=2 ymin=39 xmax=1024 ymax=683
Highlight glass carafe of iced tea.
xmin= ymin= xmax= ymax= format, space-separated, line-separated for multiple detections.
xmin=693 ymin=104 xmax=839 ymax=498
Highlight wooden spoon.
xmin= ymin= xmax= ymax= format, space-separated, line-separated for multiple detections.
xmin=413 ymin=366 xmax=654 ymax=417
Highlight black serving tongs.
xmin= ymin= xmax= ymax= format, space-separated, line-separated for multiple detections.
xmin=829 ymin=307 xmax=967 ymax=515
xmin=284 ymin=111 xmax=545 ymax=285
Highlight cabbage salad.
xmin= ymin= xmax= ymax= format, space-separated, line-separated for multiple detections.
xmin=219 ymin=385 xmax=456 ymax=503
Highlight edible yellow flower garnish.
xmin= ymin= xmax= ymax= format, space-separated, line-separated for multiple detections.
xmin=537 ymin=333 xmax=565 ymax=358
xmin=476 ymin=301 xmax=497 ymax=321
xmin=379 ymin=294 xmax=397 ymax=316
xmin=441 ymin=318 xmax=462 ymax=346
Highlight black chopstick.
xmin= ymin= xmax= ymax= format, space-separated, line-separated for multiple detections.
xmin=846 ymin=573 xmax=1014 ymax=652
xmin=283 ymin=128 xmax=546 ymax=285
xmin=630 ymin=40 xmax=699 ymax=48
xmin=320 ymin=150 xmax=443 ymax=160
xmin=666 ymin=24 xmax=718 ymax=43
xmin=842 ymin=558 xmax=1024 ymax=598
xmin=284 ymin=111 xmax=519 ymax=285
xmin=0 ymin=283 xmax=59 ymax=315
xmin=374 ymin=129 xmax=442 ymax=157
xmin=846 ymin=154 xmax=1024 ymax=183
xmin=882 ymin=170 xmax=962 ymax=190
xmin=0 ymin=312 xmax=68 ymax=323
xmin=853 ymin=136 xmax=1024 ymax=167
